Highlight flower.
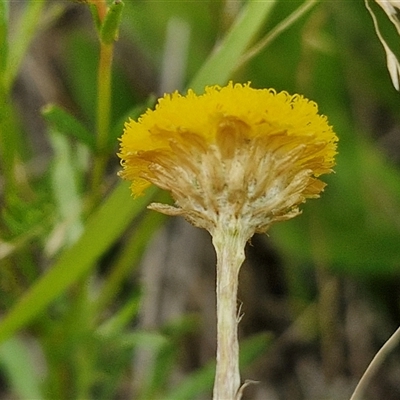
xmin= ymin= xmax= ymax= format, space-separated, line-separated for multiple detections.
xmin=118 ymin=82 xmax=338 ymax=398
xmin=118 ymin=82 xmax=337 ymax=237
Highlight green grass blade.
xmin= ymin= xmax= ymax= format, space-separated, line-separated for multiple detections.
xmin=0 ymin=338 xmax=43 ymax=400
xmin=0 ymin=183 xmax=156 ymax=344
xmin=0 ymin=0 xmax=8 ymax=74
xmin=97 ymin=291 xmax=141 ymax=336
xmin=3 ymin=0 xmax=46 ymax=92
xmin=94 ymin=209 xmax=166 ymax=315
xmin=189 ymin=0 xmax=276 ymax=92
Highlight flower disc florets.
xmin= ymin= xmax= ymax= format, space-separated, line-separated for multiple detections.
xmin=118 ymin=82 xmax=337 ymax=237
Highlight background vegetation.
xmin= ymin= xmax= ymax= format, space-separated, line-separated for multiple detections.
xmin=1 ymin=0 xmax=400 ymax=399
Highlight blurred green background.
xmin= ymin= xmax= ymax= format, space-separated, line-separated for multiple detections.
xmin=1 ymin=0 xmax=400 ymax=399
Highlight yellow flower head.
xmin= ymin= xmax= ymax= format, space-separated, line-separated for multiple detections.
xmin=118 ymin=82 xmax=338 ymax=237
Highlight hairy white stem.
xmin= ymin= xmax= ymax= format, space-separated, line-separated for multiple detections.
xmin=212 ymin=223 xmax=249 ymax=400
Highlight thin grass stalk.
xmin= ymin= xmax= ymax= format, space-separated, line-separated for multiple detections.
xmin=350 ymin=326 xmax=400 ymax=400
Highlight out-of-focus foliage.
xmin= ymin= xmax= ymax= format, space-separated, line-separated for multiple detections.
xmin=1 ymin=0 xmax=400 ymax=399
xmin=270 ymin=1 xmax=400 ymax=276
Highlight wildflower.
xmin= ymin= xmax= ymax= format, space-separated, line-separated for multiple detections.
xmin=118 ymin=82 xmax=337 ymax=399
xmin=118 ymin=82 xmax=337 ymax=237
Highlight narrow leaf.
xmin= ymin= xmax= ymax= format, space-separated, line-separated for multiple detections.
xmin=189 ymin=0 xmax=276 ymax=92
xmin=42 ymin=104 xmax=96 ymax=149
xmin=3 ymin=0 xmax=45 ymax=92
xmin=101 ymin=0 xmax=124 ymax=44
xmin=97 ymin=291 xmax=141 ymax=335
xmin=89 ymin=3 xmax=101 ymax=32
xmin=0 ymin=0 xmax=8 ymax=73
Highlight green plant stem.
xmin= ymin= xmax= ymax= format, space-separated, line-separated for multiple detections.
xmin=97 ymin=42 xmax=113 ymax=152
xmin=87 ymin=0 xmax=114 ymax=206
xmin=90 ymin=0 xmax=107 ymax=21
xmin=91 ymin=40 xmax=113 ymax=204
xmin=349 ymin=326 xmax=400 ymax=400
xmin=211 ymin=223 xmax=249 ymax=400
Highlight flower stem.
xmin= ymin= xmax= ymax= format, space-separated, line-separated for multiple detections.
xmin=349 ymin=325 xmax=400 ymax=400
xmin=91 ymin=0 xmax=107 ymax=21
xmin=212 ymin=223 xmax=248 ymax=400
xmin=86 ymin=0 xmax=114 ymax=207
